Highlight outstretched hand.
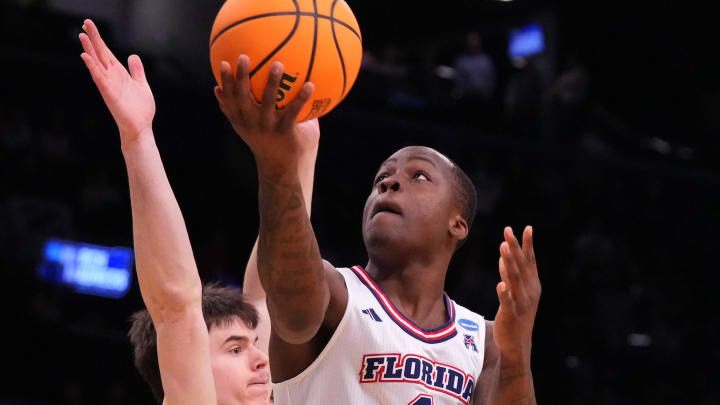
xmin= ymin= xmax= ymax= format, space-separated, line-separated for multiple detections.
xmin=494 ymin=226 xmax=541 ymax=367
xmin=79 ymin=19 xmax=155 ymax=144
xmin=214 ymin=55 xmax=315 ymax=176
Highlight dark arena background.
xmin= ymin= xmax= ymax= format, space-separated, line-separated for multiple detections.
xmin=1 ymin=0 xmax=719 ymax=403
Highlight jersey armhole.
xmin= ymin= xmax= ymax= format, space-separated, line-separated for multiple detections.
xmin=272 ymin=267 xmax=355 ymax=388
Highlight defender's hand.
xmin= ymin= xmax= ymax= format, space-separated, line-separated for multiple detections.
xmin=214 ymin=55 xmax=315 ymax=176
xmin=494 ymin=226 xmax=541 ymax=367
xmin=79 ymin=19 xmax=155 ymax=144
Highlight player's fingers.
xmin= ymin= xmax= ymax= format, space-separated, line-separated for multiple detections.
xmin=504 ymin=226 xmax=524 ymax=262
xmin=220 ymin=61 xmax=237 ymax=103
xmin=214 ymin=85 xmax=223 ymax=103
xmin=128 ymin=55 xmax=146 ymax=83
xmin=522 ymin=225 xmax=536 ymax=267
xmin=78 ymin=33 xmax=101 ymax=70
xmin=83 ymin=19 xmax=114 ymax=68
xmin=498 ymin=256 xmax=516 ymax=292
xmin=496 ymin=281 xmax=512 ymax=306
xmin=279 ymin=82 xmax=314 ymax=129
xmin=214 ymin=86 xmax=229 ymax=115
xmin=80 ymin=53 xmax=106 ymax=89
xmin=505 ymin=226 xmax=533 ymax=283
xmin=235 ymin=55 xmax=253 ymax=102
xmin=233 ymin=55 xmax=258 ymax=121
xmin=261 ymin=62 xmax=284 ymax=118
xmin=498 ymin=256 xmax=508 ymax=282
xmin=500 ymin=242 xmax=524 ymax=291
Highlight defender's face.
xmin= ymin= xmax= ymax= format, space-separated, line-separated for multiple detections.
xmin=209 ymin=319 xmax=271 ymax=405
xmin=362 ymin=146 xmax=457 ymax=253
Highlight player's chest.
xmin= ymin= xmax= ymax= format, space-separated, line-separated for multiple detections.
xmin=347 ymin=311 xmax=483 ymax=404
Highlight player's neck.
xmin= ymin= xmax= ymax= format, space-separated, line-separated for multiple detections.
xmin=364 ymin=259 xmax=450 ymax=330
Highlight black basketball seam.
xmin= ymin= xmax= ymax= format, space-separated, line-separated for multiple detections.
xmin=319 ymin=14 xmax=360 ymax=40
xmin=330 ymin=0 xmax=348 ymax=98
xmin=211 ymin=12 xmax=291 ymax=46
xmin=333 ymin=17 xmax=361 ymax=42
xmin=249 ymin=0 xmax=302 ymax=78
xmin=211 ymin=12 xmax=361 ymax=48
xmin=305 ymin=0 xmax=319 ymax=83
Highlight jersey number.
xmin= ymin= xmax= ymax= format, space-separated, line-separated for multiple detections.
xmin=408 ymin=394 xmax=434 ymax=405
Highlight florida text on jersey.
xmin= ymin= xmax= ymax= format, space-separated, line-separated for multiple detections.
xmin=272 ymin=266 xmax=486 ymax=405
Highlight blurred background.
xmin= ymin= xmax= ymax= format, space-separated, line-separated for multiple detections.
xmin=1 ymin=0 xmax=719 ymax=403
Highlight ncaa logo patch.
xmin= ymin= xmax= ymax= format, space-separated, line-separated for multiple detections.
xmin=458 ymin=318 xmax=479 ymax=331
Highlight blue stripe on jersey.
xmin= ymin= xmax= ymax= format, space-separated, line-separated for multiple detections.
xmin=350 ymin=265 xmax=457 ymax=344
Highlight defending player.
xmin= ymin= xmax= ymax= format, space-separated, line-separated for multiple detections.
xmin=78 ymin=20 xmax=319 ymax=404
xmin=215 ymin=55 xmax=541 ymax=404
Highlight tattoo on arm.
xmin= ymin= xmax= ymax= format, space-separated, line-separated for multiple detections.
xmin=256 ymin=174 xmax=326 ymax=336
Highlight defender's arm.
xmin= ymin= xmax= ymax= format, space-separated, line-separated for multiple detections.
xmin=79 ymin=19 xmax=215 ymax=405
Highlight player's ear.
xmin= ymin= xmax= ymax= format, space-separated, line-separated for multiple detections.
xmin=449 ymin=214 xmax=468 ymax=242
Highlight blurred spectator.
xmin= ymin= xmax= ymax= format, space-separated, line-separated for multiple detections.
xmin=452 ymin=32 xmax=496 ymax=103
xmin=504 ymin=57 xmax=549 ymax=137
xmin=359 ymin=45 xmax=429 ymax=111
xmin=362 ymin=45 xmax=408 ymax=80
xmin=452 ymin=32 xmax=496 ymax=127
xmin=544 ymin=57 xmax=592 ymax=143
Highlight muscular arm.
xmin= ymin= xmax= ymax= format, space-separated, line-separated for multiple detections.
xmin=475 ymin=226 xmax=540 ymax=404
xmin=256 ymin=169 xmax=328 ymax=343
xmin=216 ymin=57 xmax=347 ymax=345
xmin=79 ymin=19 xmax=215 ymax=405
xmin=242 ymin=123 xmax=318 ymax=353
xmin=474 ymin=321 xmax=536 ymax=405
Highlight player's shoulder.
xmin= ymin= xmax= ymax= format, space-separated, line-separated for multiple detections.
xmin=323 ymin=260 xmax=348 ymax=291
xmin=322 ymin=259 xmax=346 ymax=285
xmin=324 ymin=262 xmax=363 ymax=287
xmin=451 ymin=299 xmax=488 ymax=351
xmin=452 ymin=299 xmax=486 ymax=324
xmin=320 ymin=259 xmax=350 ymax=331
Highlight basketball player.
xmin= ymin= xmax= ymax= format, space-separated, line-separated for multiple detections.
xmin=78 ymin=19 xmax=320 ymax=404
xmin=214 ymin=55 xmax=541 ymax=404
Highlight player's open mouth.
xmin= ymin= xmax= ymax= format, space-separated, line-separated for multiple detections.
xmin=372 ymin=201 xmax=403 ymax=218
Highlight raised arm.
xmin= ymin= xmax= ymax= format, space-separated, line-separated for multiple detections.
xmin=475 ymin=226 xmax=540 ymax=405
xmin=215 ymin=55 xmax=346 ymax=345
xmin=242 ymin=118 xmax=319 ymax=353
xmin=79 ymin=20 xmax=215 ymax=405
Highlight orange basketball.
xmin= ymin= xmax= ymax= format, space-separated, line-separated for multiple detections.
xmin=210 ymin=0 xmax=362 ymax=122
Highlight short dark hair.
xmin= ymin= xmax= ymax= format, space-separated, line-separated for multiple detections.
xmin=449 ymin=162 xmax=477 ymax=249
xmin=128 ymin=283 xmax=259 ymax=404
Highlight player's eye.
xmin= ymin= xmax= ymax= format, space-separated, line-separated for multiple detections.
xmin=230 ymin=346 xmax=243 ymax=354
xmin=374 ymin=174 xmax=388 ymax=184
xmin=413 ymin=171 xmax=430 ymax=181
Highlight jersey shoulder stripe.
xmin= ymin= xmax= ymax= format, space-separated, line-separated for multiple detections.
xmin=349 ymin=265 xmax=458 ymax=343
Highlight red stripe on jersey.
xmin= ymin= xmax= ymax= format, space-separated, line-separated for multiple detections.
xmin=351 ymin=266 xmax=457 ymax=341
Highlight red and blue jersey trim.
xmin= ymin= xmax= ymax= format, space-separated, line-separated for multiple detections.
xmin=350 ymin=265 xmax=457 ymax=344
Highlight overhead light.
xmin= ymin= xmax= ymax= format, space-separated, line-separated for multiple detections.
xmin=627 ymin=333 xmax=652 ymax=347
xmin=435 ymin=65 xmax=456 ymax=80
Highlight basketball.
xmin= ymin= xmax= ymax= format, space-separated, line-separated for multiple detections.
xmin=209 ymin=0 xmax=362 ymax=121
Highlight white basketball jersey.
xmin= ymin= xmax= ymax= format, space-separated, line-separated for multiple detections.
xmin=272 ymin=266 xmax=486 ymax=405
